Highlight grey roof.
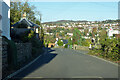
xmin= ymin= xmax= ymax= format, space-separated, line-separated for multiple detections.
xmin=63 ymin=40 xmax=68 ymax=44
xmin=12 ymin=18 xmax=39 ymax=28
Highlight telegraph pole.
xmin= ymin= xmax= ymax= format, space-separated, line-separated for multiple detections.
xmin=39 ymin=13 xmax=44 ymax=46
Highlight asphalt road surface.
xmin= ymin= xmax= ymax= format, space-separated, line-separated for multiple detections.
xmin=13 ymin=48 xmax=118 ymax=79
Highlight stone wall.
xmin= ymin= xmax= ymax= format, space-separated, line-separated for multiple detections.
xmin=1 ymin=39 xmax=32 ymax=69
xmin=73 ymin=44 xmax=89 ymax=51
xmin=15 ymin=43 xmax=32 ymax=64
xmin=1 ymin=39 xmax=32 ymax=78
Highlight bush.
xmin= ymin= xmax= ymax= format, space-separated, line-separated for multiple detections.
xmin=57 ymin=39 xmax=63 ymax=46
xmin=90 ymin=37 xmax=120 ymax=61
xmin=32 ymin=47 xmax=38 ymax=56
xmin=64 ymin=44 xmax=68 ymax=48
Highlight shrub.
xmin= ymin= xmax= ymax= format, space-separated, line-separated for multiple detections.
xmin=64 ymin=44 xmax=68 ymax=48
xmin=57 ymin=39 xmax=63 ymax=46
xmin=3 ymin=37 xmax=17 ymax=69
xmin=90 ymin=37 xmax=120 ymax=61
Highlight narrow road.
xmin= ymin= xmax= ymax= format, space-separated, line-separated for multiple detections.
xmin=13 ymin=48 xmax=118 ymax=79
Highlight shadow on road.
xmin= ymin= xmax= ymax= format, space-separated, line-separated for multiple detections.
xmin=47 ymin=48 xmax=56 ymax=53
xmin=11 ymin=48 xmax=57 ymax=80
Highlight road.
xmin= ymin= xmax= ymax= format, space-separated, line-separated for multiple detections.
xmin=13 ymin=48 xmax=118 ymax=79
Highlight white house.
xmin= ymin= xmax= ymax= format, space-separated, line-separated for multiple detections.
xmin=67 ymin=33 xmax=73 ymax=36
xmin=0 ymin=0 xmax=11 ymax=40
xmin=108 ymin=28 xmax=120 ymax=37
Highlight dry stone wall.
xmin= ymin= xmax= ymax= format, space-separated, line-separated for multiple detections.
xmin=2 ymin=39 xmax=32 ymax=70
xmin=15 ymin=43 xmax=32 ymax=64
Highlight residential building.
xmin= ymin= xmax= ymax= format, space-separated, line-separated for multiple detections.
xmin=67 ymin=33 xmax=73 ymax=36
xmin=11 ymin=12 xmax=40 ymax=39
xmin=0 ymin=0 xmax=11 ymax=40
xmin=108 ymin=28 xmax=120 ymax=37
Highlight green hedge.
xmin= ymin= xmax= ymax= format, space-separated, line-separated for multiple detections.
xmin=89 ymin=38 xmax=120 ymax=61
xmin=3 ymin=37 xmax=17 ymax=69
xmin=64 ymin=44 xmax=68 ymax=48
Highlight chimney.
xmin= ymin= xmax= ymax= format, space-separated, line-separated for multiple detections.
xmin=22 ymin=12 xmax=26 ymax=19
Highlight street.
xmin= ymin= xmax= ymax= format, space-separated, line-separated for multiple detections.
xmin=13 ymin=48 xmax=118 ymax=79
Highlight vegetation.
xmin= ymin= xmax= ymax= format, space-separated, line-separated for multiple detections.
xmin=72 ymin=28 xmax=86 ymax=46
xmin=3 ymin=37 xmax=17 ymax=69
xmin=44 ymin=35 xmax=56 ymax=43
xmin=88 ymin=37 xmax=120 ymax=62
xmin=10 ymin=2 xmax=37 ymax=26
xmin=57 ymin=39 xmax=63 ymax=46
xmin=26 ymin=30 xmax=43 ymax=56
xmin=64 ymin=44 xmax=68 ymax=48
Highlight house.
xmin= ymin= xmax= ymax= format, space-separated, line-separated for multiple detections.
xmin=108 ymin=28 xmax=120 ymax=37
xmin=62 ymin=39 xmax=68 ymax=46
xmin=0 ymin=0 xmax=11 ymax=40
xmin=48 ymin=43 xmax=55 ymax=48
xmin=11 ymin=12 xmax=40 ymax=39
xmin=67 ymin=33 xmax=73 ymax=36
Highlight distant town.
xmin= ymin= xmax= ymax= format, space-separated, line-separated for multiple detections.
xmin=42 ymin=20 xmax=120 ymax=48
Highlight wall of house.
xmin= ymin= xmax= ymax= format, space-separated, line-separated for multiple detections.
xmin=0 ymin=1 xmax=2 ymax=32
xmin=0 ymin=37 xmax=2 ymax=79
xmin=11 ymin=28 xmax=34 ymax=35
xmin=108 ymin=30 xmax=120 ymax=37
xmin=0 ymin=2 xmax=2 ymax=78
xmin=1 ymin=2 xmax=11 ymax=40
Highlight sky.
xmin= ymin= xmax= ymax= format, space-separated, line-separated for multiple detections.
xmin=29 ymin=2 xmax=118 ymax=22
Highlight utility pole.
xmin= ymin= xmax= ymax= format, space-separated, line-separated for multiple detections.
xmin=38 ymin=12 xmax=44 ymax=46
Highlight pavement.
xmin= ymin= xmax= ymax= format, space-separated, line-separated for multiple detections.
xmin=12 ymin=48 xmax=118 ymax=79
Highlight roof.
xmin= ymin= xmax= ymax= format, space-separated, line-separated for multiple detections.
xmin=62 ymin=40 xmax=68 ymax=44
xmin=12 ymin=18 xmax=39 ymax=28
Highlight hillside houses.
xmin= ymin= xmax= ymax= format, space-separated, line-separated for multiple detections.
xmin=43 ymin=20 xmax=119 ymax=46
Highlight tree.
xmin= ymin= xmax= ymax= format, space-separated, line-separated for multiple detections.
xmin=84 ymin=29 xmax=88 ymax=36
xmin=99 ymin=29 xmax=107 ymax=40
xmin=73 ymin=28 xmax=82 ymax=45
xmin=99 ymin=37 xmax=120 ymax=61
xmin=89 ymin=32 xmax=92 ymax=37
xmin=68 ymin=38 xmax=72 ymax=45
xmin=10 ymin=1 xmax=36 ymax=26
